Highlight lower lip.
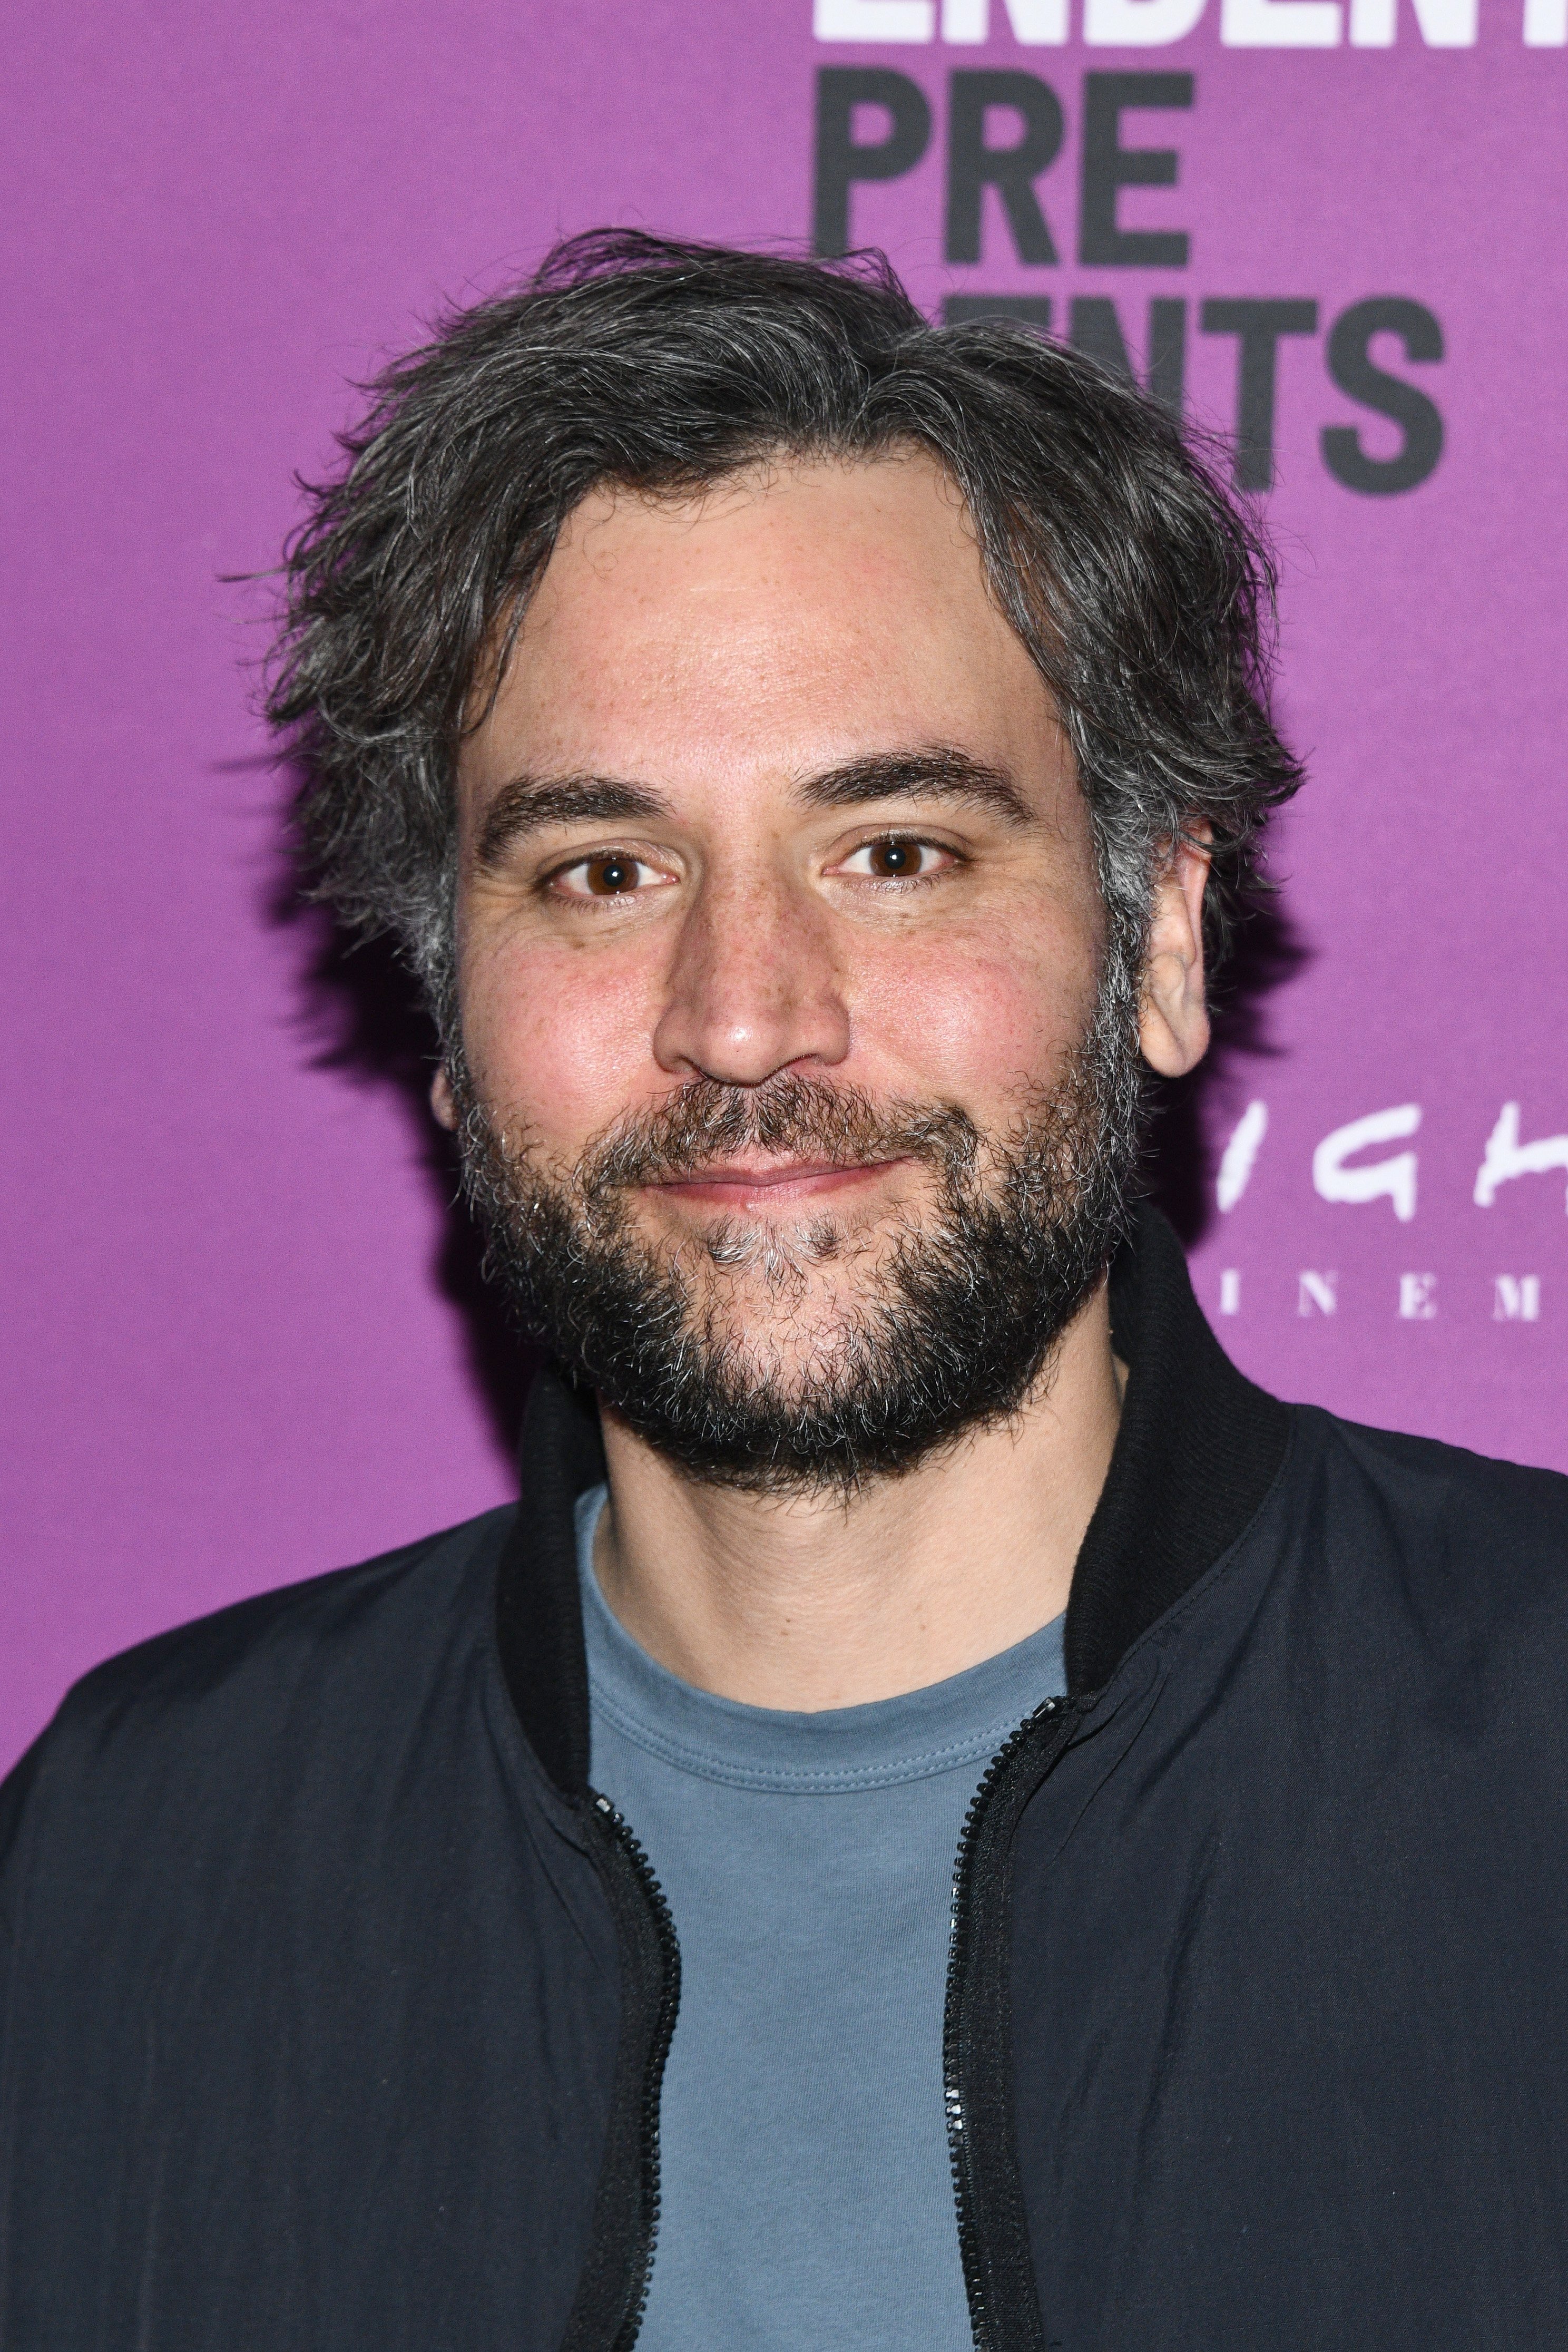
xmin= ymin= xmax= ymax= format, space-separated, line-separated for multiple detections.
xmin=651 ymin=1159 xmax=903 ymax=1208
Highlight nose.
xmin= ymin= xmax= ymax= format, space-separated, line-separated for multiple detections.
xmin=651 ymin=864 xmax=851 ymax=1086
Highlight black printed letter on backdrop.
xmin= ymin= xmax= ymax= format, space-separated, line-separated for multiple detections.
xmin=1079 ymin=73 xmax=1193 ymax=269
xmin=1201 ymin=298 xmax=1318 ymax=489
xmin=1321 ymin=298 xmax=1445 ymax=495
xmin=946 ymin=71 xmax=1065 ymax=265
xmin=814 ymin=69 xmax=932 ymax=258
xmin=944 ymin=295 xmax=1055 ymax=328
xmin=1069 ymin=295 xmax=1187 ymax=415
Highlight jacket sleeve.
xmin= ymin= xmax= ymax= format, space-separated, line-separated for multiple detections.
xmin=0 ymin=1719 xmax=55 ymax=2260
xmin=0 ymin=1729 xmax=50 ymax=1985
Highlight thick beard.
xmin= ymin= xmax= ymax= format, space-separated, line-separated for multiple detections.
xmin=450 ymin=965 xmax=1146 ymax=1498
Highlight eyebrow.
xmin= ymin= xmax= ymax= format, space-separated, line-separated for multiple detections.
xmin=473 ymin=746 xmax=1035 ymax=868
xmin=797 ymin=749 xmax=1036 ymax=828
xmin=475 ymin=773 xmax=671 ymax=868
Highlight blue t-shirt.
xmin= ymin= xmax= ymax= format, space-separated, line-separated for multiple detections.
xmin=577 ymin=1486 xmax=1067 ymax=2351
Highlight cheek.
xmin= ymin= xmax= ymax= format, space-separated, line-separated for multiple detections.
xmin=849 ymin=922 xmax=1101 ymax=1106
xmin=459 ymin=934 xmax=659 ymax=1156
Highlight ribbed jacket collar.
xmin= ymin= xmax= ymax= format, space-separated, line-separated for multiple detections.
xmin=493 ymin=1202 xmax=1290 ymax=1799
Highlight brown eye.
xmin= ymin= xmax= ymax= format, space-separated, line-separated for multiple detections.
xmin=551 ymin=849 xmax=672 ymax=902
xmin=839 ymin=836 xmax=947 ymax=881
xmin=868 ymin=837 xmax=918 ymax=877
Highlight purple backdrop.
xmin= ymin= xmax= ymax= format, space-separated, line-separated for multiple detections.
xmin=4 ymin=0 xmax=1565 ymax=1772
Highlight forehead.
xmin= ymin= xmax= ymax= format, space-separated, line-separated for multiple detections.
xmin=470 ymin=450 xmax=1064 ymax=795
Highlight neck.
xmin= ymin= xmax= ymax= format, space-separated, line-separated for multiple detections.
xmin=591 ymin=1282 xmax=1123 ymax=1711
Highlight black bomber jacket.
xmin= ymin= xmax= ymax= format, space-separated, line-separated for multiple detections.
xmin=4 ymin=1204 xmax=1568 ymax=2350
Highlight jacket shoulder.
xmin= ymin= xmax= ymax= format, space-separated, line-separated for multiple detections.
xmin=1 ymin=1505 xmax=518 ymax=1860
xmin=1296 ymin=1404 xmax=1568 ymax=1616
xmin=1321 ymin=1410 xmax=1568 ymax=1524
xmin=77 ymin=1504 xmax=512 ymax=1714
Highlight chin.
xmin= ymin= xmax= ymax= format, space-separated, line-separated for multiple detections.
xmin=670 ymin=1208 xmax=910 ymax=1300
xmin=661 ymin=1239 xmax=890 ymax=1351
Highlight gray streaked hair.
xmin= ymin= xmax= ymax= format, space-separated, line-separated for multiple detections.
xmin=267 ymin=228 xmax=1304 ymax=1041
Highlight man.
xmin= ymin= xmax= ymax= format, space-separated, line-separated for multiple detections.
xmin=2 ymin=231 xmax=1565 ymax=2351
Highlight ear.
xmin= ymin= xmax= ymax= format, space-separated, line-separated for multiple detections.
xmin=430 ymin=1065 xmax=458 ymax=1131
xmin=1138 ymin=835 xmax=1212 ymax=1079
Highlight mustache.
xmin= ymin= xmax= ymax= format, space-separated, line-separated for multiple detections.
xmin=580 ymin=1075 xmax=982 ymax=1196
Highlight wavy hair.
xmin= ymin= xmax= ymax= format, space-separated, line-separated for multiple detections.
xmin=267 ymin=229 xmax=1303 ymax=1040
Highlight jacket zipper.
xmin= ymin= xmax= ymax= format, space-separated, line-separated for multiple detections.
xmin=943 ymin=1694 xmax=1081 ymax=2352
xmin=590 ymin=1793 xmax=682 ymax=2352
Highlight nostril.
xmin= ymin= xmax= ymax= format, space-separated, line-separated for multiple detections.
xmin=652 ymin=1003 xmax=852 ymax=1090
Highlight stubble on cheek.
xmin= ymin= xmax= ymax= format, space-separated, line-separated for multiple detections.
xmin=446 ymin=991 xmax=1142 ymax=1495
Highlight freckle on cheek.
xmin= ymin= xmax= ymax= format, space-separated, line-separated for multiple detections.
xmin=470 ymin=971 xmax=649 ymax=1146
xmin=880 ymin=957 xmax=1054 ymax=1081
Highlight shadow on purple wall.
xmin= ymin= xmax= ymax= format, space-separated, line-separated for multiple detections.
xmin=275 ymin=852 xmax=539 ymax=1469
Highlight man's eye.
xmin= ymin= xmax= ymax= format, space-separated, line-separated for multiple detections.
xmin=552 ymin=853 xmax=665 ymax=899
xmin=838 ymin=837 xmax=950 ymax=881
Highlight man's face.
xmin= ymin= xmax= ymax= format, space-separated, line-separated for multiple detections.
xmin=442 ymin=450 xmax=1145 ymax=1487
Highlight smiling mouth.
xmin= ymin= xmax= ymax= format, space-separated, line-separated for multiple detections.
xmin=648 ymin=1157 xmax=908 ymax=1208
